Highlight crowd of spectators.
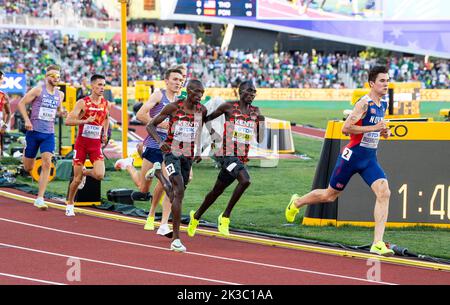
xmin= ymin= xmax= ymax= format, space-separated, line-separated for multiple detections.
xmin=0 ymin=29 xmax=448 ymax=90
xmin=0 ymin=0 xmax=111 ymax=20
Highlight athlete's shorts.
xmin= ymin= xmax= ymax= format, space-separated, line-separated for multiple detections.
xmin=163 ymin=153 xmax=193 ymax=188
xmin=215 ymin=156 xmax=248 ymax=185
xmin=73 ymin=138 xmax=104 ymax=166
xmin=329 ymin=146 xmax=387 ymax=191
xmin=142 ymin=147 xmax=163 ymax=164
xmin=24 ymin=130 xmax=55 ymax=158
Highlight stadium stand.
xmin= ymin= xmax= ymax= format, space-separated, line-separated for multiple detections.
xmin=0 ymin=28 xmax=448 ymax=89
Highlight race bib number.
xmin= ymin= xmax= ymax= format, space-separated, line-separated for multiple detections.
xmin=165 ymin=163 xmax=176 ymax=176
xmin=38 ymin=107 xmax=57 ymax=121
xmin=173 ymin=123 xmax=197 ymax=143
xmin=232 ymin=123 xmax=254 ymax=144
xmin=360 ymin=131 xmax=380 ymax=149
xmin=82 ymin=124 xmax=102 ymax=139
xmin=342 ymin=147 xmax=353 ymax=161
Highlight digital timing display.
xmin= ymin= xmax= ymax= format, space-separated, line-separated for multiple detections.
xmin=174 ymin=0 xmax=255 ymax=18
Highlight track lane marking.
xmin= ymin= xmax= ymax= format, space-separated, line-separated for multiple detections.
xmin=0 ymin=217 xmax=396 ymax=285
xmin=0 ymin=242 xmax=240 ymax=285
xmin=0 ymin=272 xmax=66 ymax=285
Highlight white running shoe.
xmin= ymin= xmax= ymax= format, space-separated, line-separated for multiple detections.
xmin=114 ymin=157 xmax=134 ymax=171
xmin=145 ymin=162 xmax=161 ymax=180
xmin=33 ymin=197 xmax=48 ymax=210
xmin=157 ymin=224 xmax=173 ymax=238
xmin=65 ymin=205 xmax=75 ymax=217
xmin=170 ymin=239 xmax=186 ymax=252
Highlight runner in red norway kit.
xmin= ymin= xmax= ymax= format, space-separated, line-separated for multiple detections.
xmin=65 ymin=74 xmax=109 ymax=216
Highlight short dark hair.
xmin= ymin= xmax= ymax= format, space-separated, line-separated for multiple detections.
xmin=238 ymin=81 xmax=254 ymax=91
xmin=368 ymin=66 xmax=388 ymax=83
xmin=186 ymin=79 xmax=203 ymax=90
xmin=90 ymin=74 xmax=106 ymax=83
xmin=164 ymin=68 xmax=183 ymax=80
xmin=46 ymin=65 xmax=60 ymax=73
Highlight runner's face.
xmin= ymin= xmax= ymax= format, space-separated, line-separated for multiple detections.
xmin=187 ymin=85 xmax=204 ymax=103
xmin=371 ymin=73 xmax=389 ymax=96
xmin=165 ymin=72 xmax=183 ymax=94
xmin=239 ymin=85 xmax=257 ymax=104
xmin=46 ymin=70 xmax=60 ymax=87
xmin=92 ymin=79 xmax=106 ymax=96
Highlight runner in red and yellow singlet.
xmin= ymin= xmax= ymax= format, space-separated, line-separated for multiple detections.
xmin=65 ymin=74 xmax=109 ymax=216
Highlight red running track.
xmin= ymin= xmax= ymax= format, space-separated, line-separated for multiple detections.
xmin=0 ymin=194 xmax=449 ymax=285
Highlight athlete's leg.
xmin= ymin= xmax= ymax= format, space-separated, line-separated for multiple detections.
xmin=169 ymin=173 xmax=185 ymax=241
xmin=37 ymin=152 xmax=53 ymax=198
xmin=84 ymin=159 xmax=106 ymax=181
xmin=137 ymin=158 xmax=153 ymax=192
xmin=292 ymin=186 xmax=341 ymax=209
xmin=222 ymin=169 xmax=251 ymax=218
xmin=194 ymin=175 xmax=234 ymax=220
xmin=67 ymin=164 xmax=84 ymax=205
xmin=371 ymin=178 xmax=391 ymax=244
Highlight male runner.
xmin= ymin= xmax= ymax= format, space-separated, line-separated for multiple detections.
xmin=65 ymin=74 xmax=109 ymax=216
xmin=17 ymin=65 xmax=65 ymax=209
xmin=146 ymin=80 xmax=207 ymax=252
xmin=187 ymin=81 xmax=265 ymax=237
xmin=115 ymin=68 xmax=184 ymax=236
xmin=285 ymin=66 xmax=394 ymax=256
xmin=0 ymin=70 xmax=11 ymax=157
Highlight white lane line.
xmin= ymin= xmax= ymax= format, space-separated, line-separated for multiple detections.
xmin=0 ymin=217 xmax=396 ymax=285
xmin=0 ymin=272 xmax=66 ymax=285
xmin=0 ymin=242 xmax=240 ymax=285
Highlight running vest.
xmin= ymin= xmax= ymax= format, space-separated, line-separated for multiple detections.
xmin=346 ymin=95 xmax=388 ymax=151
xmin=30 ymin=85 xmax=61 ymax=134
xmin=222 ymin=102 xmax=259 ymax=163
xmin=77 ymin=96 xmax=109 ymax=141
xmin=164 ymin=100 xmax=203 ymax=158
xmin=143 ymin=89 xmax=173 ymax=149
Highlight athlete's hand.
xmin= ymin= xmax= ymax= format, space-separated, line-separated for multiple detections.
xmin=372 ymin=120 xmax=387 ymax=132
xmin=159 ymin=142 xmax=171 ymax=153
xmin=194 ymin=156 xmax=202 ymax=164
xmin=380 ymin=128 xmax=391 ymax=139
xmin=84 ymin=115 xmax=96 ymax=124
xmin=102 ymin=134 xmax=108 ymax=144
xmin=158 ymin=120 xmax=170 ymax=130
xmin=25 ymin=119 xmax=33 ymax=131
xmin=59 ymin=109 xmax=68 ymax=118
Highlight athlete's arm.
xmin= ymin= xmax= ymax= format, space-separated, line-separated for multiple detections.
xmin=65 ymin=100 xmax=94 ymax=126
xmin=17 ymin=86 xmax=42 ymax=131
xmin=136 ymin=90 xmax=162 ymax=125
xmin=102 ymin=113 xmax=110 ymax=144
xmin=146 ymin=103 xmax=176 ymax=153
xmin=1 ymin=94 xmax=11 ymax=133
xmin=255 ymin=107 xmax=265 ymax=144
xmin=205 ymin=102 xmax=230 ymax=122
xmin=342 ymin=100 xmax=386 ymax=135
xmin=57 ymin=92 xmax=67 ymax=118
